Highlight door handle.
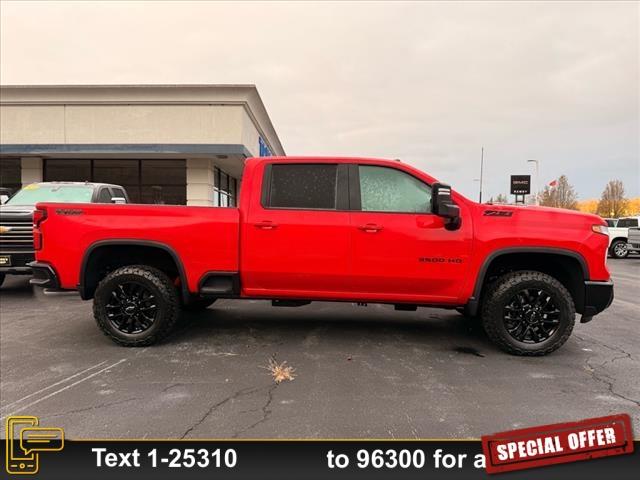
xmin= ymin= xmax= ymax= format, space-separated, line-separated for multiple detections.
xmin=358 ymin=223 xmax=383 ymax=233
xmin=255 ymin=220 xmax=278 ymax=230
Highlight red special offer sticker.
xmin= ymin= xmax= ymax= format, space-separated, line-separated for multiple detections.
xmin=482 ymin=413 xmax=634 ymax=474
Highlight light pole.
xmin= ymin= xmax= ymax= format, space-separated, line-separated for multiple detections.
xmin=527 ymin=159 xmax=539 ymax=205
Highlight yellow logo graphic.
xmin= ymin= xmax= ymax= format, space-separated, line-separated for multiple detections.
xmin=5 ymin=416 xmax=64 ymax=475
xmin=0 ymin=226 xmax=12 ymax=234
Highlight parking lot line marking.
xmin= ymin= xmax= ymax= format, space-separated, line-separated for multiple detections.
xmin=0 ymin=360 xmax=108 ymax=412
xmin=612 ymin=298 xmax=640 ymax=310
xmin=1 ymin=359 xmax=127 ymax=420
xmin=611 ymin=275 xmax=638 ymax=285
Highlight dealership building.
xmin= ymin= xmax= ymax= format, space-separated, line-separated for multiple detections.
xmin=0 ymin=85 xmax=285 ymax=206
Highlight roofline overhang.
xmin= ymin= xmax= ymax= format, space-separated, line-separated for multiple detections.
xmin=0 ymin=143 xmax=254 ymax=159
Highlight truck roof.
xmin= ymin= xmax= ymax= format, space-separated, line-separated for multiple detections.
xmin=247 ymin=156 xmax=399 ymax=165
xmin=244 ymin=155 xmax=443 ymax=199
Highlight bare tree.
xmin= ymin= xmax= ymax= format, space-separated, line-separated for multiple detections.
xmin=495 ymin=193 xmax=508 ymax=203
xmin=597 ymin=180 xmax=628 ymax=217
xmin=538 ymin=175 xmax=578 ymax=209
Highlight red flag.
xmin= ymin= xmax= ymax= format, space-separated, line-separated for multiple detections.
xmin=548 ymin=179 xmax=557 ymax=187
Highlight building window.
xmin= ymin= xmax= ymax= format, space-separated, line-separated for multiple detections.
xmin=93 ymin=159 xmax=140 ymax=202
xmin=0 ymin=158 xmax=22 ymax=193
xmin=213 ymin=167 xmax=238 ymax=207
xmin=43 ymin=159 xmax=92 ymax=182
xmin=140 ymin=160 xmax=186 ymax=205
xmin=43 ymin=159 xmax=186 ymax=205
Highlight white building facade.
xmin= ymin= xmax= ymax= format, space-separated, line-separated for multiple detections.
xmin=0 ymin=85 xmax=285 ymax=206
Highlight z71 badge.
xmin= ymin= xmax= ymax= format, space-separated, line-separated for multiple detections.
xmin=484 ymin=210 xmax=513 ymax=217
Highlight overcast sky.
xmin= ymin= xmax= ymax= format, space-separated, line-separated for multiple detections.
xmin=1 ymin=1 xmax=638 ymax=199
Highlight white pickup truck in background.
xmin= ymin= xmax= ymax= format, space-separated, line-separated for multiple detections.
xmin=626 ymin=227 xmax=640 ymax=256
xmin=607 ymin=216 xmax=640 ymax=258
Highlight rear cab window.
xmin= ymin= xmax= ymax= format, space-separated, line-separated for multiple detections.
xmin=263 ymin=164 xmax=343 ymax=210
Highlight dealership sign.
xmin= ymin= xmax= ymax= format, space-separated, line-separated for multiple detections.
xmin=510 ymin=175 xmax=531 ymax=195
xmin=259 ymin=137 xmax=272 ymax=157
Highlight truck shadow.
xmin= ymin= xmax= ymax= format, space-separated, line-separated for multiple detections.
xmin=0 ymin=276 xmax=35 ymax=297
xmin=171 ymin=300 xmax=493 ymax=355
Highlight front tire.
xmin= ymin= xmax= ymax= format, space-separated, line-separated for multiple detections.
xmin=93 ymin=265 xmax=180 ymax=346
xmin=481 ymin=271 xmax=575 ymax=356
xmin=609 ymin=239 xmax=629 ymax=259
xmin=0 ymin=273 xmax=5 ymax=288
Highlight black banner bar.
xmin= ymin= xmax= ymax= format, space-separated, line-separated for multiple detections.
xmin=2 ymin=440 xmax=638 ymax=479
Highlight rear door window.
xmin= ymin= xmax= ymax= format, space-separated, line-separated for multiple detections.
xmin=97 ymin=188 xmax=112 ymax=203
xmin=266 ymin=164 xmax=338 ymax=209
xmin=110 ymin=187 xmax=128 ymax=202
xmin=618 ymin=218 xmax=638 ymax=228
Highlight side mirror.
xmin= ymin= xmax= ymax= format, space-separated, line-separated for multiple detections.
xmin=0 ymin=195 xmax=8 ymax=205
xmin=431 ymin=183 xmax=461 ymax=231
xmin=111 ymin=197 xmax=127 ymax=204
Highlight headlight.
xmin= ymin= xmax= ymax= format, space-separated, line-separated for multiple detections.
xmin=592 ymin=225 xmax=609 ymax=235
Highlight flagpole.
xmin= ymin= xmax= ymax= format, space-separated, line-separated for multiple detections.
xmin=479 ymin=147 xmax=484 ymax=203
xmin=527 ymin=159 xmax=540 ymax=206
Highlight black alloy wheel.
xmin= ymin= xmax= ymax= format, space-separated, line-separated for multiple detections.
xmin=503 ymin=288 xmax=560 ymax=343
xmin=481 ymin=270 xmax=575 ymax=356
xmin=105 ymin=281 xmax=158 ymax=334
xmin=93 ymin=265 xmax=180 ymax=346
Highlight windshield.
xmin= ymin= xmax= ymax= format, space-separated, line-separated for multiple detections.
xmin=6 ymin=184 xmax=94 ymax=206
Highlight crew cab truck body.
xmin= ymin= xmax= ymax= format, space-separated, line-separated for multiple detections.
xmin=30 ymin=157 xmax=613 ymax=355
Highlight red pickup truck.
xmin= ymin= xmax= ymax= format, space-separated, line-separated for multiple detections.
xmin=29 ymin=157 xmax=613 ymax=355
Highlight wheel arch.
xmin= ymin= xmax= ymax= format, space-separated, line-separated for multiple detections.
xmin=609 ymin=237 xmax=628 ymax=246
xmin=467 ymin=247 xmax=589 ymax=317
xmin=79 ymin=239 xmax=189 ymax=301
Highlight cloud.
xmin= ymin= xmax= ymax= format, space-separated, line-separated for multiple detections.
xmin=1 ymin=0 xmax=638 ymax=199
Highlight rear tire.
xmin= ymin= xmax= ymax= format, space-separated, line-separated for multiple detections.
xmin=481 ymin=271 xmax=575 ymax=356
xmin=609 ymin=239 xmax=629 ymax=259
xmin=93 ymin=265 xmax=180 ymax=346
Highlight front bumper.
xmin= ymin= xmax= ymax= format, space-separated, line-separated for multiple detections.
xmin=581 ymin=280 xmax=614 ymax=322
xmin=27 ymin=261 xmax=60 ymax=289
xmin=0 ymin=251 xmax=35 ymax=274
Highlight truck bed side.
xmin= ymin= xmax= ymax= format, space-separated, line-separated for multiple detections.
xmin=36 ymin=203 xmax=239 ymax=294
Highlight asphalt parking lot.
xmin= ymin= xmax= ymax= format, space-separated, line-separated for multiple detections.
xmin=1 ymin=259 xmax=638 ymax=439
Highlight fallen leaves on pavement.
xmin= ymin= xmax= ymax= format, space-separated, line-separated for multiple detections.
xmin=265 ymin=357 xmax=296 ymax=383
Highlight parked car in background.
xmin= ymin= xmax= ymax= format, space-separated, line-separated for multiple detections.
xmin=0 ymin=187 xmax=14 ymax=205
xmin=0 ymin=182 xmax=129 ymax=287
xmin=607 ymin=216 xmax=640 ymax=259
xmin=626 ymin=227 xmax=640 ymax=255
